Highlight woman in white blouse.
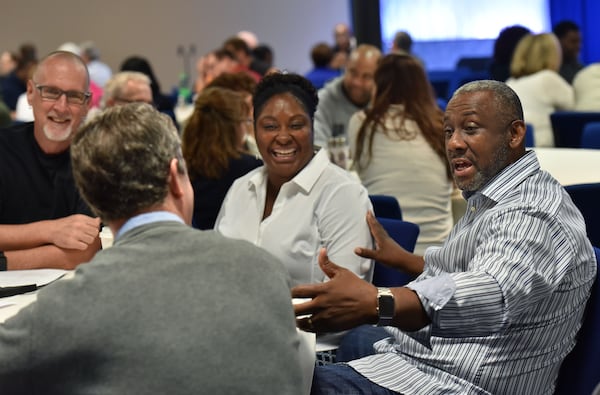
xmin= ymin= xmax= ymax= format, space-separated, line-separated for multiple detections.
xmin=215 ymin=72 xmax=373 ymax=286
xmin=349 ymin=54 xmax=453 ymax=255
xmin=506 ymin=33 xmax=574 ymax=147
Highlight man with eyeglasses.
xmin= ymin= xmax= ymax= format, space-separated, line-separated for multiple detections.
xmin=0 ymin=50 xmax=101 ymax=271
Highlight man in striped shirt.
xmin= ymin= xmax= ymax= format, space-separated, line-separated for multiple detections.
xmin=293 ymin=80 xmax=597 ymax=394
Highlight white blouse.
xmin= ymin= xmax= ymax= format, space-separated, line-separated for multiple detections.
xmin=215 ymin=149 xmax=373 ymax=286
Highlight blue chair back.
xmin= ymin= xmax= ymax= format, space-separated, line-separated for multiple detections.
xmin=550 ymin=111 xmax=600 ymax=148
xmin=554 ymin=246 xmax=600 ymax=395
xmin=565 ymin=183 xmax=600 ymax=247
xmin=581 ymin=122 xmax=600 ymax=149
xmin=371 ymin=217 xmax=419 ymax=287
xmin=525 ymin=123 xmax=535 ymax=147
xmin=369 ymin=195 xmax=402 ymax=220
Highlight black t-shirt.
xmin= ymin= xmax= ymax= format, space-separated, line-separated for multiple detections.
xmin=191 ymin=154 xmax=262 ymax=230
xmin=0 ymin=122 xmax=93 ymax=224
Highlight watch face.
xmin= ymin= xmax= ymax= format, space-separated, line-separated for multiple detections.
xmin=379 ymin=295 xmax=395 ymax=319
xmin=377 ymin=288 xmax=395 ymax=325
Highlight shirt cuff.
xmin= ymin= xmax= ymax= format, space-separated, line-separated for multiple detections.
xmin=406 ymin=272 xmax=456 ymax=312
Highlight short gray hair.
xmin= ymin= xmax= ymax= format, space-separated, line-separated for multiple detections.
xmin=101 ymin=71 xmax=151 ymax=108
xmin=451 ymin=80 xmax=524 ymax=125
xmin=71 ymin=103 xmax=184 ymax=222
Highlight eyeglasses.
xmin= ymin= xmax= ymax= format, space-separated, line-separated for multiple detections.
xmin=34 ymin=84 xmax=91 ymax=105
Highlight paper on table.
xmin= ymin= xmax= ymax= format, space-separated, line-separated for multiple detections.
xmin=0 ymin=269 xmax=68 ymax=288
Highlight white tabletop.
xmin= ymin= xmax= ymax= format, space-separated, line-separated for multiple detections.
xmin=534 ymin=148 xmax=600 ymax=186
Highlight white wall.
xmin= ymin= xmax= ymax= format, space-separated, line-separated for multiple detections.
xmin=1 ymin=0 xmax=351 ymax=91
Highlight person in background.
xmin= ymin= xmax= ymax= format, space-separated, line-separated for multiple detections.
xmin=0 ymin=55 xmax=36 ymax=113
xmin=80 ymin=41 xmax=113 ymax=88
xmin=215 ymin=72 xmax=373 ymax=287
xmin=349 ymin=54 xmax=453 ymax=255
xmin=293 ymin=80 xmax=596 ymax=395
xmin=506 ymin=33 xmax=574 ymax=147
xmin=573 ymin=61 xmax=600 ymax=111
xmin=193 ymin=49 xmax=219 ymax=94
xmin=236 ymin=30 xmax=273 ymax=76
xmin=85 ymin=71 xmax=153 ymax=120
xmin=305 ymin=42 xmax=342 ymax=90
xmin=253 ymin=44 xmax=275 ymax=70
xmin=390 ymin=31 xmax=412 ymax=55
xmin=553 ymin=20 xmax=584 ymax=84
xmin=13 ymin=60 xmax=38 ymax=122
xmin=0 ymin=103 xmax=305 ymax=395
xmin=0 ymin=51 xmax=101 ymax=271
xmin=120 ymin=55 xmax=175 ymax=123
xmin=182 ymin=87 xmax=262 ymax=230
xmin=0 ymin=51 xmax=18 ymax=77
xmin=205 ymin=71 xmax=260 ymax=156
xmin=331 ymin=22 xmax=355 ymax=69
xmin=313 ymin=44 xmax=381 ymax=148
xmin=101 ymin=71 xmax=153 ymax=108
xmin=489 ymin=25 xmax=532 ymax=82
xmin=222 ymin=36 xmax=263 ymax=81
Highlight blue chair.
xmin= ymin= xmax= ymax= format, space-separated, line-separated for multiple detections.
xmin=555 ymin=246 xmax=600 ymax=395
xmin=550 ymin=111 xmax=600 ymax=148
xmin=565 ymin=183 xmax=600 ymax=247
xmin=369 ymin=195 xmax=402 ymax=220
xmin=525 ymin=123 xmax=535 ymax=147
xmin=581 ymin=122 xmax=600 ymax=149
xmin=371 ymin=217 xmax=419 ymax=287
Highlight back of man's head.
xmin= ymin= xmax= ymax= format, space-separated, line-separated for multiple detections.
xmin=71 ymin=103 xmax=183 ymax=223
xmin=393 ymin=31 xmax=413 ymax=53
xmin=311 ymin=43 xmax=334 ymax=68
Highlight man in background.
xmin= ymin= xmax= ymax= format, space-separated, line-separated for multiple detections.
xmin=553 ymin=20 xmax=584 ymax=84
xmin=305 ymin=42 xmax=342 ymax=90
xmin=80 ymin=41 xmax=113 ymax=88
xmin=313 ymin=44 xmax=381 ymax=148
xmin=0 ymin=50 xmax=100 ymax=271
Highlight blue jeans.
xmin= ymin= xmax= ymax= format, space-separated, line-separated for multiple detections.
xmin=336 ymin=325 xmax=390 ymax=362
xmin=311 ymin=363 xmax=401 ymax=395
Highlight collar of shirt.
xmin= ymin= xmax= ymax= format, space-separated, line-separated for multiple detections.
xmin=115 ymin=211 xmax=184 ymax=241
xmin=246 ymin=148 xmax=329 ymax=195
xmin=463 ymin=150 xmax=539 ymax=202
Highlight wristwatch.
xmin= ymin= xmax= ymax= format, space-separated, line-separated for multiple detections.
xmin=377 ymin=287 xmax=395 ymax=326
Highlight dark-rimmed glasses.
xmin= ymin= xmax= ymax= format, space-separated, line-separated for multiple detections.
xmin=34 ymin=83 xmax=91 ymax=105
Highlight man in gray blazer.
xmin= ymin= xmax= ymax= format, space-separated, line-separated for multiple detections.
xmin=0 ymin=103 xmax=305 ymax=394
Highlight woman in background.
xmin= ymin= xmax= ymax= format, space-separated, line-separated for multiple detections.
xmin=349 ymin=53 xmax=453 ymax=255
xmin=506 ymin=33 xmax=574 ymax=147
xmin=205 ymin=72 xmax=260 ymax=157
xmin=182 ymin=87 xmax=262 ymax=229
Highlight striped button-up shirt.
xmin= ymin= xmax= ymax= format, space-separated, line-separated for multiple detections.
xmin=350 ymin=150 xmax=596 ymax=394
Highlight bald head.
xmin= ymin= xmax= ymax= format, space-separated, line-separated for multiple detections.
xmin=343 ymin=45 xmax=382 ymax=107
xmin=35 ymin=51 xmax=90 ymax=90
